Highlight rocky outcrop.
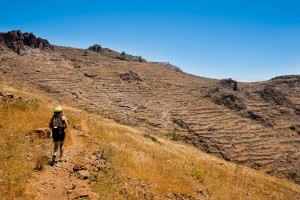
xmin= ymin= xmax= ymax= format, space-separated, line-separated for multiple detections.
xmin=259 ymin=86 xmax=291 ymax=106
xmin=269 ymin=75 xmax=300 ymax=88
xmin=207 ymin=88 xmax=246 ymax=111
xmin=119 ymin=71 xmax=143 ymax=82
xmin=219 ymin=78 xmax=238 ymax=91
xmin=206 ymin=79 xmax=277 ymax=127
xmin=206 ymin=79 xmax=245 ymax=111
xmin=0 ymin=30 xmax=54 ymax=54
xmin=30 ymin=128 xmax=51 ymax=138
xmin=241 ymin=111 xmax=273 ymax=127
xmin=88 ymin=44 xmax=102 ymax=52
xmin=271 ymin=75 xmax=300 ymax=81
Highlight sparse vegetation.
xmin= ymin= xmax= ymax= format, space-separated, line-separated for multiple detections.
xmin=13 ymin=98 xmax=28 ymax=111
xmin=74 ymin=63 xmax=81 ymax=69
xmin=34 ymin=152 xmax=46 ymax=171
xmin=83 ymin=49 xmax=88 ymax=56
xmin=0 ymin=94 xmax=50 ymax=199
xmin=143 ymin=133 xmax=161 ymax=144
xmin=168 ymin=128 xmax=181 ymax=141
xmin=235 ymin=164 xmax=243 ymax=174
xmin=1 ymin=87 xmax=300 ymax=199
xmin=86 ymin=115 xmax=300 ymax=199
xmin=191 ymin=167 xmax=205 ymax=183
xmin=138 ymin=56 xmax=143 ymax=62
xmin=121 ymin=51 xmax=126 ymax=60
xmin=0 ymin=88 xmax=75 ymax=199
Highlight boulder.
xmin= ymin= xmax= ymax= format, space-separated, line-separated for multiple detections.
xmin=73 ymin=164 xmax=87 ymax=172
xmin=84 ymin=73 xmax=97 ymax=78
xmin=34 ymin=128 xmax=51 ymax=138
xmin=77 ymin=170 xmax=91 ymax=180
xmin=69 ymin=188 xmax=98 ymax=200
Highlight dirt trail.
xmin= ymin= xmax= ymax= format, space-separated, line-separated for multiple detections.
xmin=25 ymin=120 xmax=98 ymax=200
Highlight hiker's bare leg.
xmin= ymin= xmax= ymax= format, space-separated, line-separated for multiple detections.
xmin=51 ymin=141 xmax=60 ymax=165
xmin=60 ymin=141 xmax=64 ymax=158
xmin=53 ymin=141 xmax=59 ymax=156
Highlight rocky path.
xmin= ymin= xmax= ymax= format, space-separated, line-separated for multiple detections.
xmin=25 ymin=120 xmax=98 ymax=200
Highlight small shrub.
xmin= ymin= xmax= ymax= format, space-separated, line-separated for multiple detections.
xmin=234 ymin=164 xmax=243 ymax=174
xmin=138 ymin=56 xmax=143 ymax=62
xmin=143 ymin=134 xmax=161 ymax=144
xmin=121 ymin=51 xmax=126 ymax=60
xmin=34 ymin=153 xmax=46 ymax=171
xmin=13 ymin=98 xmax=28 ymax=111
xmin=171 ymin=133 xmax=180 ymax=141
xmin=31 ymin=101 xmax=40 ymax=110
xmin=83 ymin=49 xmax=88 ymax=56
xmin=168 ymin=129 xmax=180 ymax=141
xmin=191 ymin=167 xmax=205 ymax=183
xmin=74 ymin=64 xmax=81 ymax=69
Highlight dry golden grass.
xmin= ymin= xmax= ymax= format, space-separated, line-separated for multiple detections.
xmin=87 ymin=116 xmax=300 ymax=199
xmin=0 ymin=87 xmax=78 ymax=199
xmin=0 ymin=99 xmax=49 ymax=199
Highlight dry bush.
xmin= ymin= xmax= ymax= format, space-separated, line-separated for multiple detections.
xmin=34 ymin=152 xmax=47 ymax=171
xmin=191 ymin=167 xmax=205 ymax=183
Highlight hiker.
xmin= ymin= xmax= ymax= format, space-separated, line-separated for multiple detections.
xmin=49 ymin=106 xmax=68 ymax=165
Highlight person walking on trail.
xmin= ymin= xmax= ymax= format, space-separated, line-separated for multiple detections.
xmin=49 ymin=106 xmax=68 ymax=165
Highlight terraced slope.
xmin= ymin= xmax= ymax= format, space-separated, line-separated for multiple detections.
xmin=1 ymin=43 xmax=300 ymax=184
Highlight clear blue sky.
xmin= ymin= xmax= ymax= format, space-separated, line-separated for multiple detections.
xmin=1 ymin=0 xmax=300 ymax=81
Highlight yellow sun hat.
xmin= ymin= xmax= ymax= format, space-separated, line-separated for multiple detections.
xmin=54 ymin=106 xmax=63 ymax=112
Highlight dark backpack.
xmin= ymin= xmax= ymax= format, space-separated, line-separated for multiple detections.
xmin=52 ymin=113 xmax=64 ymax=130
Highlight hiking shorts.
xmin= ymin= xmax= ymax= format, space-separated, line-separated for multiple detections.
xmin=52 ymin=128 xmax=65 ymax=142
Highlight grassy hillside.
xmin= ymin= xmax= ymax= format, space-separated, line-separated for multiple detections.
xmin=0 ymin=88 xmax=49 ymax=199
xmin=1 ymin=42 xmax=300 ymax=184
xmin=1 ymin=86 xmax=300 ymax=199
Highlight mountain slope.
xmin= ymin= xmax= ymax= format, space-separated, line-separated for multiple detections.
xmin=1 ymin=87 xmax=300 ymax=199
xmin=0 ymin=30 xmax=300 ymax=185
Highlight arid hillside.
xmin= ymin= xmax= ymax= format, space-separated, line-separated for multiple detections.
xmin=1 ymin=85 xmax=300 ymax=200
xmin=1 ymin=30 xmax=300 ymax=186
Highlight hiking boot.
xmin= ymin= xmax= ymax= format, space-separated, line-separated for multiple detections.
xmin=51 ymin=155 xmax=56 ymax=166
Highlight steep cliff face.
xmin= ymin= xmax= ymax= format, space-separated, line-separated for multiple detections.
xmin=0 ymin=30 xmax=54 ymax=54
